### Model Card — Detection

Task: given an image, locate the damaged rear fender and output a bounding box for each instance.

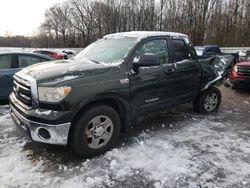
[199,56,231,91]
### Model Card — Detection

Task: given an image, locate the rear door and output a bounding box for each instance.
[168,37,201,101]
[0,54,15,100]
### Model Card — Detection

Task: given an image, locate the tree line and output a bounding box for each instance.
[1,0,250,48]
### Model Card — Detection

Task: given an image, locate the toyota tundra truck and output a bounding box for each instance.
[9,31,228,157]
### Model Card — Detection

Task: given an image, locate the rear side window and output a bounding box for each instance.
[18,55,41,68]
[41,51,49,55]
[214,47,221,54]
[204,48,214,55]
[0,55,12,70]
[172,39,190,61]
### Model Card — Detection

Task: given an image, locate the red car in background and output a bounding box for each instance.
[229,55,250,89]
[33,50,68,60]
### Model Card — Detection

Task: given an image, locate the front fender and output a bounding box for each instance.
[73,94,132,130]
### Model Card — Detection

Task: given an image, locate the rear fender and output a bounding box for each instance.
[199,56,231,91]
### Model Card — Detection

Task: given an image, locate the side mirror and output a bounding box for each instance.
[133,54,160,68]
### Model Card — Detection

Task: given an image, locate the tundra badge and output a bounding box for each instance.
[145,98,159,103]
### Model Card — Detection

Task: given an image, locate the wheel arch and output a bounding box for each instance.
[69,96,130,142]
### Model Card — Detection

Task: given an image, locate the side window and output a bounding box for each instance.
[18,55,41,68]
[214,47,221,54]
[0,55,12,70]
[135,39,168,64]
[41,51,48,55]
[204,48,214,55]
[49,52,56,57]
[172,39,190,61]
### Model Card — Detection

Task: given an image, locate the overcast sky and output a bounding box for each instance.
[0,0,66,36]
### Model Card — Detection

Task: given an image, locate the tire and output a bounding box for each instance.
[71,105,121,157]
[193,87,221,113]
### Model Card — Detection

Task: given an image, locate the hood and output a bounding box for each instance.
[236,61,250,66]
[19,59,111,84]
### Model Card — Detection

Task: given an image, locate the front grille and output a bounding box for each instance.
[238,66,250,76]
[13,75,32,109]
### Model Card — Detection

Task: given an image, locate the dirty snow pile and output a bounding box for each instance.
[0,104,250,188]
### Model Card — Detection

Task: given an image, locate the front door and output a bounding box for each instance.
[129,38,181,118]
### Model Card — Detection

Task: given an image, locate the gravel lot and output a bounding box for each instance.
[0,86,250,188]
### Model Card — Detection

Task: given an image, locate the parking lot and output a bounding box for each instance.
[0,86,250,188]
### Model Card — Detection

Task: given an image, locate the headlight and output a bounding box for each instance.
[233,65,238,73]
[38,86,71,103]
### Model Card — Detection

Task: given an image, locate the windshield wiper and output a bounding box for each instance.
[88,58,100,64]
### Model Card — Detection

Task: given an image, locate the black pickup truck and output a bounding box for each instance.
[9,31,228,157]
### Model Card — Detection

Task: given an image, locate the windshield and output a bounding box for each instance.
[74,38,137,64]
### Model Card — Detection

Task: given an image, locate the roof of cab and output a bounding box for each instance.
[103,31,188,40]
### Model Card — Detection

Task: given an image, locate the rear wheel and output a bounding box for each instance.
[71,105,121,157]
[193,87,221,113]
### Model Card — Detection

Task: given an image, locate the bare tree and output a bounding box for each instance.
[34,0,250,48]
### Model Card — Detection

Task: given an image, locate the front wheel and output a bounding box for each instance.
[71,105,121,157]
[193,87,222,113]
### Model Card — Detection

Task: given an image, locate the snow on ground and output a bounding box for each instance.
[0,100,250,187]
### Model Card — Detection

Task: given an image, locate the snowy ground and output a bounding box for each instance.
[0,86,250,188]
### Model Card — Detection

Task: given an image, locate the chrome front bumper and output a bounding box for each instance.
[10,104,71,145]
